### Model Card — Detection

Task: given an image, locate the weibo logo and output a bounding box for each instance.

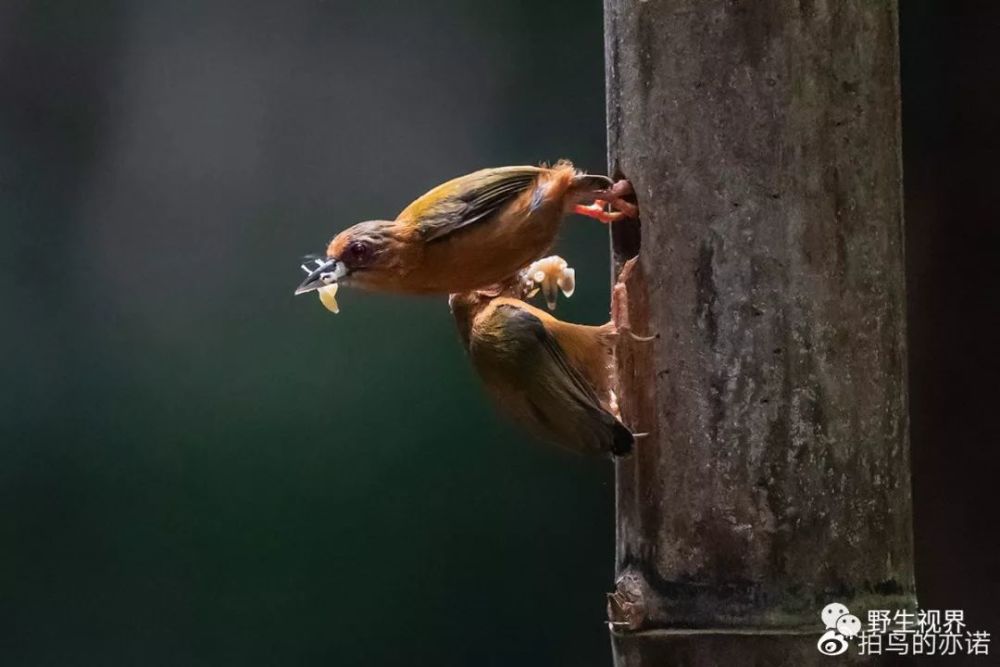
[817,602,862,656]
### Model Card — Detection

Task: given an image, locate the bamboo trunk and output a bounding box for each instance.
[604,2,916,664]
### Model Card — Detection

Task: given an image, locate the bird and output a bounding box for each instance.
[449,276,651,458]
[294,161,637,298]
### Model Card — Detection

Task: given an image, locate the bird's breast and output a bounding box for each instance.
[419,208,562,292]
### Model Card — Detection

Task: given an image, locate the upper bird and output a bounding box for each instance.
[294,161,636,297]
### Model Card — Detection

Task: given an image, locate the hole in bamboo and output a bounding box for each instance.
[610,167,641,265]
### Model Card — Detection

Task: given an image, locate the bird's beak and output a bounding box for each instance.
[294,258,347,295]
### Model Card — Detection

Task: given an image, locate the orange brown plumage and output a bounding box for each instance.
[449,284,632,457]
[296,161,636,298]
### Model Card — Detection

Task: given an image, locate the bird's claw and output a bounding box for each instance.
[611,179,634,198]
[618,325,657,342]
[574,201,625,224]
[627,330,657,342]
[574,177,640,223]
[608,197,638,219]
[608,179,639,218]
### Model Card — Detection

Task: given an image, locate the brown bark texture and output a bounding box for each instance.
[605,1,915,663]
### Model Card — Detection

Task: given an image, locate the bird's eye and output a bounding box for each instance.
[347,240,372,265]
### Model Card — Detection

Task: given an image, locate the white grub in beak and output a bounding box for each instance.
[318,283,340,314]
[525,256,576,310]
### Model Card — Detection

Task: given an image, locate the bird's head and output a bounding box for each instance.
[447,289,490,321]
[447,276,523,314]
[294,220,404,295]
[448,290,490,349]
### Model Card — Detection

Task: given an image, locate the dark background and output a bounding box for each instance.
[0,1,995,665]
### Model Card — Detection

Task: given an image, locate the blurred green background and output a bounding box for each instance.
[1,1,615,665]
[2,1,997,665]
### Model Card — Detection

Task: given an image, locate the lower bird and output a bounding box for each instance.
[295,161,636,299]
[449,272,651,458]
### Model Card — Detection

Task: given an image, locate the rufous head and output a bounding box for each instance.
[295,220,405,295]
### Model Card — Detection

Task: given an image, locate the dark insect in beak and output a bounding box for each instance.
[294,257,346,295]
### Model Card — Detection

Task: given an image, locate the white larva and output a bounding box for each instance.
[318,284,340,314]
[524,256,575,310]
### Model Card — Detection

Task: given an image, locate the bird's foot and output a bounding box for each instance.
[574,179,639,223]
[574,199,623,224]
[618,325,657,342]
[607,179,639,218]
[610,179,634,198]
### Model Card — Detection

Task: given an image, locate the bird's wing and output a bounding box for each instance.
[472,302,631,455]
[491,304,605,415]
[397,167,543,242]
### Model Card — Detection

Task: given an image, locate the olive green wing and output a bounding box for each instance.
[514,308,604,407]
[475,304,631,455]
[398,167,543,242]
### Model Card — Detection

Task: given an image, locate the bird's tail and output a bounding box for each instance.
[610,420,634,456]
